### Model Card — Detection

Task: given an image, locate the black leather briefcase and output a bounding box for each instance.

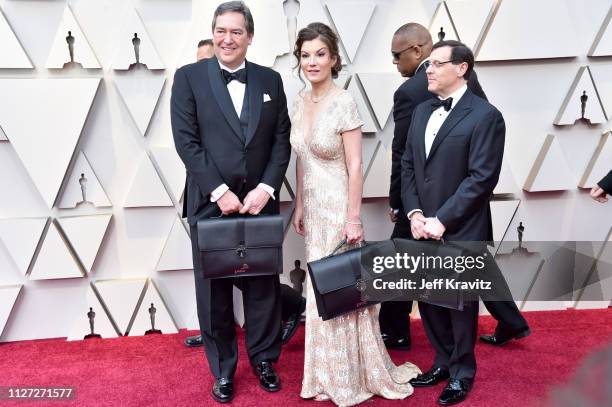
[196,215,284,279]
[307,239,398,321]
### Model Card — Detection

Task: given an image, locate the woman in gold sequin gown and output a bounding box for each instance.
[290,23,420,406]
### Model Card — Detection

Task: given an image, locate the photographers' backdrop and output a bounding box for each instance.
[0,0,610,342]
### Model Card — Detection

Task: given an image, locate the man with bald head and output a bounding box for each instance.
[381,22,529,350]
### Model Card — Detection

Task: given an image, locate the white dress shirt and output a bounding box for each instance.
[424,84,467,157]
[407,84,468,221]
[220,60,246,118]
[210,60,275,202]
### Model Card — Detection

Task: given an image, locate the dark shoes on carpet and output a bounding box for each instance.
[253,361,281,392]
[410,368,471,405]
[212,377,233,403]
[281,297,306,344]
[211,361,280,403]
[479,325,531,346]
[437,378,471,405]
[184,334,203,347]
[381,333,411,350]
[409,366,450,387]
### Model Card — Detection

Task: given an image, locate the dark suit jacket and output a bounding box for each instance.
[389,64,486,213]
[400,88,505,241]
[598,170,612,194]
[171,58,291,225]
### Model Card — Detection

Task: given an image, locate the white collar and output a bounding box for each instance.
[218,59,246,73]
[417,58,429,72]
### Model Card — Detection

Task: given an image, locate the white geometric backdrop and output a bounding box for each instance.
[0,0,611,342]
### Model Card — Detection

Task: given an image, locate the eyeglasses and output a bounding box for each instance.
[428,60,459,69]
[391,43,425,61]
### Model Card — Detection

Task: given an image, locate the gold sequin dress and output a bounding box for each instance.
[290,89,420,406]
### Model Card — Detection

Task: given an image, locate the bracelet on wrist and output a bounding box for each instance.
[345,220,362,225]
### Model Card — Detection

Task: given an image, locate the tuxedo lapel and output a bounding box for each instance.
[245,60,262,146]
[416,103,432,162]
[207,58,243,141]
[426,91,473,163]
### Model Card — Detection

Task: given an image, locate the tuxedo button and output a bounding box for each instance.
[425,178,430,183]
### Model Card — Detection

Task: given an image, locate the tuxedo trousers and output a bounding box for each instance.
[418,301,479,382]
[190,224,282,379]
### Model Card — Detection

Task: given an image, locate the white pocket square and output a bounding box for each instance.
[263,93,271,103]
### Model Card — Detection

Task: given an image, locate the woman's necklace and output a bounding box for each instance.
[310,83,335,103]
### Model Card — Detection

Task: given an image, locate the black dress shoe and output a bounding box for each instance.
[212,377,233,403]
[184,334,203,347]
[381,333,411,350]
[479,326,531,346]
[409,366,450,387]
[438,379,470,405]
[281,297,306,345]
[253,361,281,392]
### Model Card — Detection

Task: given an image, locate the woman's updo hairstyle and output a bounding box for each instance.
[293,22,342,80]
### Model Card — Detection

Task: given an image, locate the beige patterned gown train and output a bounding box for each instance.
[290,89,420,406]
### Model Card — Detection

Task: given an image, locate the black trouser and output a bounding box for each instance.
[232,280,302,322]
[379,215,413,338]
[191,225,282,379]
[479,252,528,331]
[419,301,479,382]
[280,283,304,321]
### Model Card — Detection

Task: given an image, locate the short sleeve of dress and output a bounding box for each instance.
[336,92,364,134]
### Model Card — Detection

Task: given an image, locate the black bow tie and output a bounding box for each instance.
[432,97,453,112]
[221,68,247,84]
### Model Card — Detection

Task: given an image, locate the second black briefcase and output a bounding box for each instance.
[307,239,398,321]
[196,215,284,279]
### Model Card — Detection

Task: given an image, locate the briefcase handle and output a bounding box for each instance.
[212,212,264,219]
[326,239,367,258]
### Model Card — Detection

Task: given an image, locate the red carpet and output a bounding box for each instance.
[0,309,611,407]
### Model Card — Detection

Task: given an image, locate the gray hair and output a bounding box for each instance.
[212,1,254,35]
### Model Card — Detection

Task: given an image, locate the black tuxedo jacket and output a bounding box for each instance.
[400,88,505,241]
[390,64,486,213]
[171,58,291,225]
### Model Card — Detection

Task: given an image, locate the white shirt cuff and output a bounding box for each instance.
[258,183,275,200]
[406,209,423,220]
[210,184,229,202]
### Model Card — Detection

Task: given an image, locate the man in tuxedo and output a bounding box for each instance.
[401,40,504,404]
[171,1,290,403]
[383,23,529,351]
[183,38,305,350]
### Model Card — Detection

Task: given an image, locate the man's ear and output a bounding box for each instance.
[415,46,424,61]
[456,62,468,78]
[248,33,254,46]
